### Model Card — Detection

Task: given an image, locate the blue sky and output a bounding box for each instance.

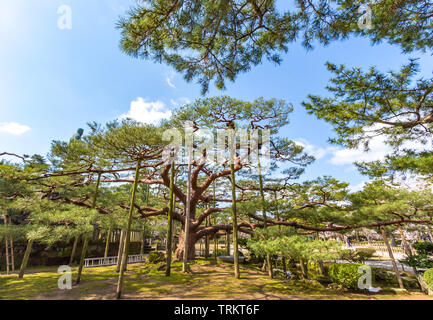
[1,0,432,191]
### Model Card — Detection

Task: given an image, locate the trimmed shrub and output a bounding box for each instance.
[355,248,376,259]
[374,268,418,288]
[413,241,433,254]
[147,251,165,263]
[424,268,433,291]
[341,248,375,263]
[328,263,369,290]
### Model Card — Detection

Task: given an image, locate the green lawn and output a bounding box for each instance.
[0,260,431,300]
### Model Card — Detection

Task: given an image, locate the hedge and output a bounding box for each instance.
[424,268,433,291]
[328,263,373,290]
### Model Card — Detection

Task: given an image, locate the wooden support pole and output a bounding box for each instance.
[104,228,111,262]
[19,239,34,278]
[230,162,240,279]
[116,229,126,272]
[4,215,10,275]
[8,216,14,271]
[69,236,79,265]
[116,160,141,299]
[165,162,175,276]
[182,144,192,273]
[75,172,101,285]
[381,227,404,289]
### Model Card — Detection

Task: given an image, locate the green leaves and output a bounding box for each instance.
[348,181,433,226]
[118,1,433,93]
[248,234,342,261]
[118,0,297,93]
[303,59,433,150]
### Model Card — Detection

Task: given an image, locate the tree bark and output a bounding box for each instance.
[176,227,197,260]
[381,227,404,289]
[225,232,230,255]
[18,239,33,278]
[205,215,210,258]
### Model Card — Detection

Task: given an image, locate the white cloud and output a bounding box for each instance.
[294,136,394,166]
[329,136,390,165]
[348,181,367,193]
[170,97,191,107]
[391,173,433,192]
[119,98,172,125]
[166,72,176,89]
[329,132,432,166]
[294,138,335,160]
[0,122,31,135]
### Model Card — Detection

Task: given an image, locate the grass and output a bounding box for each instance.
[0,259,431,300]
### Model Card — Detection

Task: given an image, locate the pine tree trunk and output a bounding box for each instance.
[205,215,210,258]
[18,239,34,278]
[75,172,101,285]
[165,162,175,277]
[116,160,141,299]
[225,232,230,255]
[175,228,197,260]
[69,236,78,265]
[381,227,404,289]
[230,163,240,279]
[214,234,218,260]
